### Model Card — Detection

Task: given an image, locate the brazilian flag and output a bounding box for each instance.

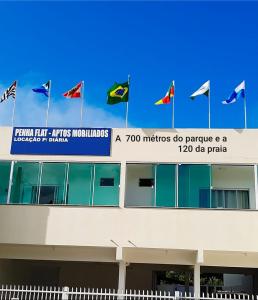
[107,81,129,105]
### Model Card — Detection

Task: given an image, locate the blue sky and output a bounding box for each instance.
[0,1,257,128]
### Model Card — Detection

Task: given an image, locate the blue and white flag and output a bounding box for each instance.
[222,81,245,104]
[32,81,50,97]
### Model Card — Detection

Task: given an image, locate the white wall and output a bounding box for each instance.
[1,206,258,258]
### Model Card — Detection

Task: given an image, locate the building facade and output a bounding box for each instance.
[1,127,258,294]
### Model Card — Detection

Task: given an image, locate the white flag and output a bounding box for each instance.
[190,80,210,100]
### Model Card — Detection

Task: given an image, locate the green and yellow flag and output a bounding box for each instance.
[107,81,129,105]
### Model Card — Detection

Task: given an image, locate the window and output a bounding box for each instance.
[9,162,67,205]
[139,178,154,187]
[125,164,176,207]
[178,164,211,208]
[10,162,40,204]
[155,164,176,207]
[100,178,114,187]
[7,162,121,206]
[125,164,155,206]
[212,165,253,209]
[199,189,211,208]
[39,163,67,205]
[93,164,120,206]
[212,189,249,209]
[0,161,11,204]
[67,163,93,206]
[67,163,120,206]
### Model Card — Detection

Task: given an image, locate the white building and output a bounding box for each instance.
[0,127,258,294]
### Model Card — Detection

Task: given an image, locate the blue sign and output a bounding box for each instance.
[11,127,112,156]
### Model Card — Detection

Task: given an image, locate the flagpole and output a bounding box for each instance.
[11,81,17,127]
[172,80,175,129]
[208,81,211,129]
[244,81,247,129]
[80,81,84,128]
[125,75,130,128]
[45,80,51,127]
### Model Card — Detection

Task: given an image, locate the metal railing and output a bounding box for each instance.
[0,285,258,300]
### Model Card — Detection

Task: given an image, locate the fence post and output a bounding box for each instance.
[62,286,69,300]
[175,291,180,299]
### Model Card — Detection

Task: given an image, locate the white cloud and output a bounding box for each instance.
[0,84,131,128]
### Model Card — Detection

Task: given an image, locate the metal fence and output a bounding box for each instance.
[0,286,258,300]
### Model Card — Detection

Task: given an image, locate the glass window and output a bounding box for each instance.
[211,189,224,208]
[212,165,253,209]
[10,162,40,204]
[67,163,93,205]
[93,164,120,206]
[225,190,236,208]
[0,161,11,204]
[237,190,249,209]
[126,164,176,207]
[178,164,211,208]
[39,163,67,205]
[125,164,155,207]
[212,189,249,209]
[155,164,176,207]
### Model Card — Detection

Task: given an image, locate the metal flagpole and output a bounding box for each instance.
[45,80,51,127]
[125,75,130,128]
[125,99,129,128]
[208,80,211,129]
[172,80,175,129]
[244,81,247,129]
[80,81,84,128]
[11,81,17,127]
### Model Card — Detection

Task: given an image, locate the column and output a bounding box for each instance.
[119,161,126,208]
[194,249,203,296]
[116,247,127,292]
[118,261,127,292]
[194,264,201,296]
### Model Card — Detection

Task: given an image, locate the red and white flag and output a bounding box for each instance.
[63,81,83,98]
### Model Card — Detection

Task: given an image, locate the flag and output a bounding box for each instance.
[190,80,210,100]
[63,81,83,98]
[32,81,50,97]
[107,81,129,105]
[222,81,245,104]
[155,81,175,105]
[0,81,17,103]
